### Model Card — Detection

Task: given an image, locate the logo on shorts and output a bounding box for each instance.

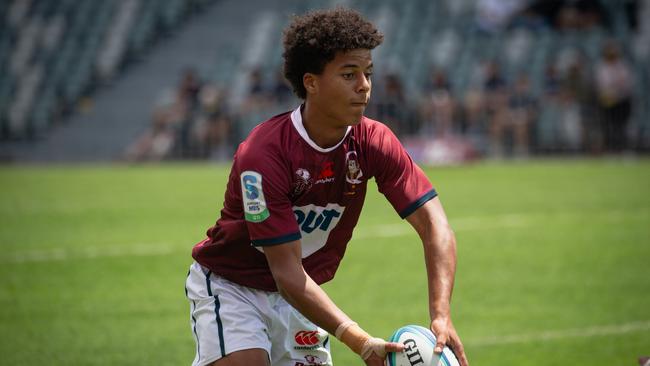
[241,171,269,222]
[295,330,320,346]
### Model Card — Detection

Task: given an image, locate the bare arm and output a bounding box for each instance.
[263,240,404,365]
[263,240,349,334]
[406,197,469,366]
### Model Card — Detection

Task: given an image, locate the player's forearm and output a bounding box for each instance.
[424,226,457,320]
[273,265,351,335]
[407,199,457,319]
[264,241,351,334]
[274,268,396,360]
[264,241,399,360]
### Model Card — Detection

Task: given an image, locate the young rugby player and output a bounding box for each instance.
[185,7,468,366]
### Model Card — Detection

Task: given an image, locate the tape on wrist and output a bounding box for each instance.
[360,337,388,360]
[334,321,357,340]
[335,322,370,355]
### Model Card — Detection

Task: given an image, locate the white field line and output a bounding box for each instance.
[355,214,534,239]
[354,208,648,240]
[466,320,650,347]
[2,210,644,263]
[4,243,176,263]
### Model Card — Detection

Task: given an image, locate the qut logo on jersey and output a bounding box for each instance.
[294,209,340,233]
[292,203,345,258]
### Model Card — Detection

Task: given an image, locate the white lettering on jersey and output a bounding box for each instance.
[293,203,345,257]
[253,203,345,257]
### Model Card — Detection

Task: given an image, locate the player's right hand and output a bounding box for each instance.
[361,338,404,366]
[335,321,404,365]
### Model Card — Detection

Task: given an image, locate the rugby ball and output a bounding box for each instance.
[387,325,460,366]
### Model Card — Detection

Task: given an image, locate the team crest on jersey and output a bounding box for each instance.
[345,151,363,184]
[240,171,269,222]
[293,168,313,195]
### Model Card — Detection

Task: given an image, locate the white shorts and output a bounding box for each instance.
[185,261,333,366]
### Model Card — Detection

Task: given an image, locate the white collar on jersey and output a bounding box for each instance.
[291,106,352,153]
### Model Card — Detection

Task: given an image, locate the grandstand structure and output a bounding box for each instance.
[1,0,213,137]
[0,0,648,161]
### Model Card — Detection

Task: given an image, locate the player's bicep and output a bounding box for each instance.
[405,197,452,239]
[371,125,435,216]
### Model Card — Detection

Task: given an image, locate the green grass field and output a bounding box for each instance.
[1,159,649,365]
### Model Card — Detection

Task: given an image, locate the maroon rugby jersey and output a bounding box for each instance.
[192,106,436,291]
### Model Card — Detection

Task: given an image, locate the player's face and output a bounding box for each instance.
[307,49,373,127]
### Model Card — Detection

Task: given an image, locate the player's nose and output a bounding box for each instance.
[356,73,371,94]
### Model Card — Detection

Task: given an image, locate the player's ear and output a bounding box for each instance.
[303,73,318,95]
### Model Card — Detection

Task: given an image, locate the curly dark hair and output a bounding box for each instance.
[282,7,384,99]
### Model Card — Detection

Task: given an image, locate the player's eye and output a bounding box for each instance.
[364,72,373,80]
[342,73,354,80]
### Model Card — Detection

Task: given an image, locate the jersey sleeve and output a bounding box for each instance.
[235,144,301,246]
[370,124,437,219]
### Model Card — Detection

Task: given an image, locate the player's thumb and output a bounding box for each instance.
[434,335,447,354]
[384,341,405,353]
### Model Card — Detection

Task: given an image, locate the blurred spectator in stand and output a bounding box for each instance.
[556,82,584,152]
[538,56,594,153]
[124,87,191,161]
[544,62,562,95]
[419,68,455,138]
[242,67,272,110]
[176,68,203,157]
[563,53,597,152]
[527,0,607,30]
[505,74,537,156]
[238,68,273,138]
[249,68,265,95]
[535,62,564,151]
[595,40,634,152]
[556,5,582,31]
[483,61,511,156]
[179,67,202,109]
[369,73,406,136]
[125,68,202,161]
[509,7,547,31]
[190,83,232,160]
[271,68,294,108]
[475,0,529,33]
[460,85,488,153]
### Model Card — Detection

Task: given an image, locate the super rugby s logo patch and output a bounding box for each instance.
[241,171,269,223]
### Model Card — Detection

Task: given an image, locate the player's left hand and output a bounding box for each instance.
[430,316,469,366]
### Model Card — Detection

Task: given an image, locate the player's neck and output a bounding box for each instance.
[301,103,349,149]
